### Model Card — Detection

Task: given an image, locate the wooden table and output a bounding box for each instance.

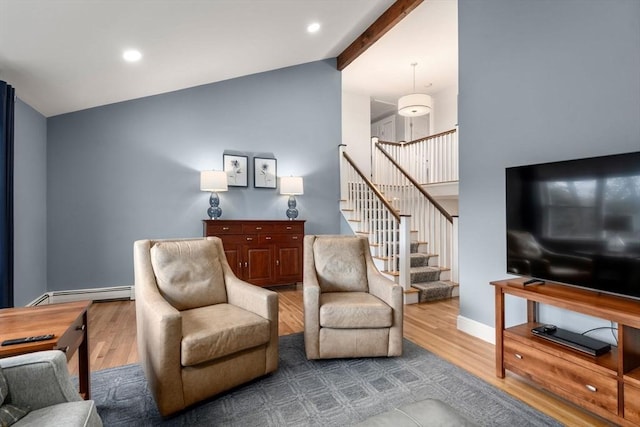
[0,300,92,399]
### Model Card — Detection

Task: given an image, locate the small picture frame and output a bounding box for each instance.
[254,157,277,189]
[223,154,248,187]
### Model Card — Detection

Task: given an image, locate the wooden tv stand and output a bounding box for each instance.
[492,278,640,426]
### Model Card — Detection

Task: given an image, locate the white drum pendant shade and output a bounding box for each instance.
[398,93,432,117]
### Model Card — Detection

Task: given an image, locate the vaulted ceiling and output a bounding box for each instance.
[0,0,456,118]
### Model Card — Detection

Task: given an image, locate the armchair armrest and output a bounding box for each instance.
[225,275,278,322]
[303,236,321,359]
[367,264,403,309]
[225,274,279,372]
[133,239,184,416]
[0,350,80,411]
[364,248,403,357]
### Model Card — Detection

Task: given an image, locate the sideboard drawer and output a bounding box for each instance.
[504,339,618,415]
[273,222,304,233]
[242,223,275,233]
[264,233,303,244]
[204,222,243,235]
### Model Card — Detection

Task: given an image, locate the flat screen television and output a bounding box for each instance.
[506,151,640,300]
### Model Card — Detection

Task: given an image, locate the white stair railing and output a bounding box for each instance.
[371,142,455,273]
[339,145,411,291]
[373,128,458,185]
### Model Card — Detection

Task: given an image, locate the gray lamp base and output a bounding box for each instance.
[286,195,298,220]
[208,192,222,220]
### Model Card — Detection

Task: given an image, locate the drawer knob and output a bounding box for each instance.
[256,227,262,230]
[292,236,298,240]
[222,227,230,231]
[585,384,597,392]
[514,353,523,360]
[244,262,248,268]
[276,260,280,266]
[286,226,292,230]
[76,324,86,331]
[265,236,272,240]
[246,237,253,241]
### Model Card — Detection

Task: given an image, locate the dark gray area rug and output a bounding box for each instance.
[91,333,560,426]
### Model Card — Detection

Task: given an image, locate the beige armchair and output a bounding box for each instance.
[303,235,403,359]
[133,237,278,416]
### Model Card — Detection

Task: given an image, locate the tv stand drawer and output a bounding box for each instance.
[625,383,640,423]
[504,339,618,415]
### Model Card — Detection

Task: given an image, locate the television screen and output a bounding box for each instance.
[506,151,640,299]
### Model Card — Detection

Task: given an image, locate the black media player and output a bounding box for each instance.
[531,325,611,356]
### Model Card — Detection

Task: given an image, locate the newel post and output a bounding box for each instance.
[399,215,411,291]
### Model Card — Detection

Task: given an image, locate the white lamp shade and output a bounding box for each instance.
[280,176,304,195]
[398,93,432,117]
[200,170,228,192]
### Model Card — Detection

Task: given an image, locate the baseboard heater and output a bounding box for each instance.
[27,285,135,307]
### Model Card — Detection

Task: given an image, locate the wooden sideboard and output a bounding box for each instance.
[492,278,640,426]
[203,219,305,287]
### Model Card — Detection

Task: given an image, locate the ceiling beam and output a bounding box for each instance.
[336,0,424,71]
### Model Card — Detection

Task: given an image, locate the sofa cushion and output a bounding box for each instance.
[181,304,270,367]
[319,292,392,328]
[15,401,101,427]
[0,368,29,427]
[150,240,227,311]
[0,404,29,427]
[0,368,7,404]
[313,237,368,293]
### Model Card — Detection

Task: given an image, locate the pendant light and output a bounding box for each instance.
[398,63,432,117]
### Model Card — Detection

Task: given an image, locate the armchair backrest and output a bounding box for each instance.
[309,235,369,293]
[149,239,228,310]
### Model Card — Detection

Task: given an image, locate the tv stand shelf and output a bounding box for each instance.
[492,278,640,426]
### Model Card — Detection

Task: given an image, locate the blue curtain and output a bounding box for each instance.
[0,81,15,308]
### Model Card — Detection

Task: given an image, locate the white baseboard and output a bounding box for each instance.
[457,315,495,345]
[27,285,135,307]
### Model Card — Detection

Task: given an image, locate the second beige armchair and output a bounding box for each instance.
[133,237,278,416]
[303,235,403,359]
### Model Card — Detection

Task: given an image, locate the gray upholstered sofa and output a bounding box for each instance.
[0,350,102,427]
[303,234,403,359]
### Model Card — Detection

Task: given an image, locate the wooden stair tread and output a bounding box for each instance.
[382,270,400,276]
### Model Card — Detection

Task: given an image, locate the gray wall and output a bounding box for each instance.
[458,0,640,331]
[14,99,47,306]
[47,59,342,291]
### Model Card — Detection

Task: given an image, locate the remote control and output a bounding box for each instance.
[1,334,55,346]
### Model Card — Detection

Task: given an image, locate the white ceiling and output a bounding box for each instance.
[0,0,457,119]
[343,0,458,122]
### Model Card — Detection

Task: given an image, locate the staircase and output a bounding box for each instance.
[408,245,458,303]
[340,129,459,304]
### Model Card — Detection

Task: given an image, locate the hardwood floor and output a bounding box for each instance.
[68,286,611,426]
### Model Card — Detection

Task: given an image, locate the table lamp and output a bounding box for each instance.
[200,170,228,219]
[280,176,303,220]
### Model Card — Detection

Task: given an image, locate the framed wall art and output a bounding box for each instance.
[223,154,248,187]
[254,157,277,189]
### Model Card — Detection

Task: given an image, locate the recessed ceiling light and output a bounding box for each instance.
[307,22,321,33]
[123,49,142,62]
